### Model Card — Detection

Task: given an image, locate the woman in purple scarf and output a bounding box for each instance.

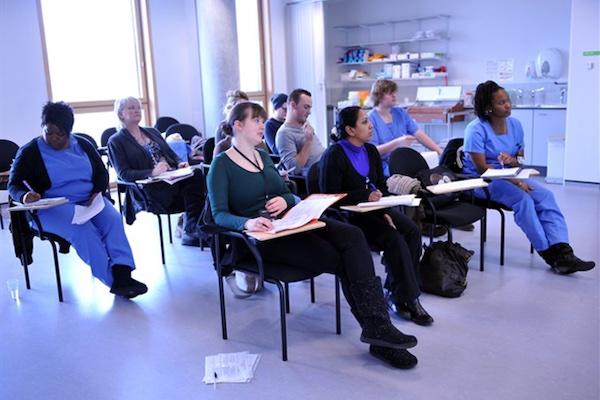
[319,106,433,326]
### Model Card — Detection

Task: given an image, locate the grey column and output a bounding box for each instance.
[196,0,240,138]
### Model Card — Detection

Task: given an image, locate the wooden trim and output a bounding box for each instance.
[36,0,53,100]
[137,0,158,126]
[256,0,269,108]
[261,0,274,105]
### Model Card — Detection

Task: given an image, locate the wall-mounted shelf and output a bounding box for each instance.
[340,73,448,83]
[335,36,448,49]
[339,56,445,66]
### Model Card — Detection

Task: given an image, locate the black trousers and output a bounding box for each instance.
[349,207,422,303]
[144,171,205,233]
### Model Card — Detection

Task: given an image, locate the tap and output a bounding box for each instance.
[516,89,523,104]
[560,88,567,104]
[531,87,545,105]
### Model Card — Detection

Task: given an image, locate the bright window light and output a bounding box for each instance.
[235,0,263,93]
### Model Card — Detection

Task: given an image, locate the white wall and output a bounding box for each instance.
[0,0,49,145]
[324,0,572,90]
[0,0,203,145]
[269,0,288,93]
[564,0,600,183]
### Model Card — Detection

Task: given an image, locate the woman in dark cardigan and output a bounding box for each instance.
[9,101,147,298]
[108,97,205,246]
[319,106,433,326]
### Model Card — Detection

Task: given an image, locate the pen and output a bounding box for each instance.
[22,180,34,192]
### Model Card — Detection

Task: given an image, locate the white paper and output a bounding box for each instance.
[514,168,541,180]
[481,167,521,179]
[138,167,194,185]
[203,352,261,384]
[266,194,342,234]
[72,194,105,225]
[357,194,416,208]
[26,197,68,207]
[426,178,488,194]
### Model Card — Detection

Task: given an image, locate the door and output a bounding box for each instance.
[532,110,566,166]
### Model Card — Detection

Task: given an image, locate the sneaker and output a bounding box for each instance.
[175,215,184,239]
[225,273,255,299]
[182,232,200,247]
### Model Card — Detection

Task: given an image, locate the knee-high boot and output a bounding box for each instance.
[348,276,417,349]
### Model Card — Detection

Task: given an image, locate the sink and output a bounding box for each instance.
[537,104,565,108]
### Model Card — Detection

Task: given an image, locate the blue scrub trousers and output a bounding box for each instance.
[475,179,569,251]
[37,197,135,287]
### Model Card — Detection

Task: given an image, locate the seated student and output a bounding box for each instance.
[367,79,442,176]
[264,93,287,154]
[319,106,433,326]
[275,88,325,175]
[463,80,595,274]
[108,96,206,246]
[8,101,147,298]
[207,101,419,369]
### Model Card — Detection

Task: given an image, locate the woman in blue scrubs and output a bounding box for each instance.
[463,81,595,274]
[367,79,443,176]
[9,102,147,298]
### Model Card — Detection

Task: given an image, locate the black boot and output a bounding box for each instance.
[394,298,434,326]
[349,277,417,349]
[110,265,148,298]
[540,243,596,275]
[369,345,418,369]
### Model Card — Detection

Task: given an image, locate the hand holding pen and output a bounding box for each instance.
[22,180,41,204]
[497,152,515,168]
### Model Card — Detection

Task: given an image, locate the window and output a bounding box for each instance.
[39,0,155,144]
[234,0,271,109]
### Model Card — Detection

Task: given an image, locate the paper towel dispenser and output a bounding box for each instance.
[535,48,563,79]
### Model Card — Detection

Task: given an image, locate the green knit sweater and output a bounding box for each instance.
[207,151,295,231]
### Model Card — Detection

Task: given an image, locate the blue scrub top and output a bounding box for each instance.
[38,136,94,204]
[462,117,524,176]
[368,107,418,175]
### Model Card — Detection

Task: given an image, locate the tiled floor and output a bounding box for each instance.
[0,179,598,400]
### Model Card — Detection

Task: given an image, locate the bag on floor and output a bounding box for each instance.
[419,241,473,298]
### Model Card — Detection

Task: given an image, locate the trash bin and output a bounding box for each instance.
[546,135,565,184]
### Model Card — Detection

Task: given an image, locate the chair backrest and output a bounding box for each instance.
[73,133,98,149]
[389,147,430,178]
[154,116,179,133]
[306,163,320,194]
[165,123,201,144]
[439,138,465,173]
[203,137,215,164]
[101,127,117,147]
[0,139,19,172]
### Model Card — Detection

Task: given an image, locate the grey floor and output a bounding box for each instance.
[1,178,598,400]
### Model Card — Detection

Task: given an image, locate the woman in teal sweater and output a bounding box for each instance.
[207,102,419,369]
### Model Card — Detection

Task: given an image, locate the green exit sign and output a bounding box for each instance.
[583,50,600,56]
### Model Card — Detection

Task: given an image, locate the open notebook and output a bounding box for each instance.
[263,193,346,234]
[136,166,194,185]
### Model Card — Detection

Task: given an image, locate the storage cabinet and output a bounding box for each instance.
[510,108,566,167]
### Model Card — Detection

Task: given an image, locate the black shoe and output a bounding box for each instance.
[422,223,448,238]
[110,278,148,299]
[360,324,418,349]
[396,299,434,326]
[182,232,200,247]
[542,243,596,275]
[369,345,418,369]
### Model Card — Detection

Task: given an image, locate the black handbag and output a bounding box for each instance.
[419,241,473,298]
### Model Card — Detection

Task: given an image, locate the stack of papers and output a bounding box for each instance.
[9,197,69,211]
[203,351,261,384]
[426,178,488,194]
[266,193,345,234]
[481,167,521,179]
[72,194,105,225]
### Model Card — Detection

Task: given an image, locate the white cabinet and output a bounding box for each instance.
[510,108,566,167]
[532,110,566,166]
[510,109,534,165]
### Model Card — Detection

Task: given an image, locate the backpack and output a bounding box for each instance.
[419,241,473,298]
[416,165,460,208]
[439,139,465,173]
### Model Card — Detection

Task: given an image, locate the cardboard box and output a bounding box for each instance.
[407,101,465,123]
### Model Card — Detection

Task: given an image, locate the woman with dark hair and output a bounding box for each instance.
[8,101,147,298]
[319,106,433,326]
[464,80,594,274]
[108,97,206,246]
[207,102,419,369]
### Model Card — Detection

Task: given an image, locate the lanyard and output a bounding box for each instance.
[232,146,270,200]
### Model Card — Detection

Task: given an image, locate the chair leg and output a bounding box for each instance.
[117,189,123,214]
[157,216,165,265]
[482,210,487,242]
[447,226,453,242]
[499,209,506,266]
[167,214,173,244]
[22,257,31,290]
[530,244,534,254]
[335,276,341,335]
[284,282,290,314]
[310,278,316,303]
[50,241,64,302]
[479,219,485,272]
[215,235,228,340]
[274,280,288,361]
[0,211,4,230]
